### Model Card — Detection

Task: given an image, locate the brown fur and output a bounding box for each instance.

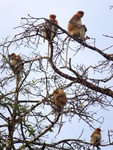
[43,14,58,41]
[52,88,67,109]
[68,11,87,40]
[8,53,23,75]
[91,128,101,148]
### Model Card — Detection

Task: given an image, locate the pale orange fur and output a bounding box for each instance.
[52,88,67,109]
[68,11,88,40]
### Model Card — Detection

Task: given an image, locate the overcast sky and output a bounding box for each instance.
[0,1,113,149]
[0,0,113,42]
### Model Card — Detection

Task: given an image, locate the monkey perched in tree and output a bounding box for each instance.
[43,14,58,42]
[90,128,101,150]
[41,14,58,70]
[52,88,67,110]
[8,53,23,75]
[68,11,88,41]
[65,11,89,67]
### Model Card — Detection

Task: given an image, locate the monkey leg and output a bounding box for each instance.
[79,26,86,40]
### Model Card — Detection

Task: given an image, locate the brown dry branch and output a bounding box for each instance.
[0,16,113,149]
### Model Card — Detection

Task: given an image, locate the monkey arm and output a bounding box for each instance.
[82,24,87,32]
[69,19,82,28]
[56,93,67,105]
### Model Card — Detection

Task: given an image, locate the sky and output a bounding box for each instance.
[0,0,113,149]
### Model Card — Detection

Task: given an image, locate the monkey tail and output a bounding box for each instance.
[46,41,51,70]
[92,145,94,150]
[43,37,45,43]
[66,37,71,67]
[52,112,63,139]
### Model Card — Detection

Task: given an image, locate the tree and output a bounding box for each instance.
[0,14,113,150]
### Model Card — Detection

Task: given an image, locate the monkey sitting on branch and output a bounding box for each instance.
[8,53,23,75]
[90,128,101,150]
[43,14,58,42]
[65,11,89,67]
[52,88,67,111]
[40,14,58,69]
[68,11,89,41]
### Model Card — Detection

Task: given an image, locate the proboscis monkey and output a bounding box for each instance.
[68,11,88,41]
[8,53,23,112]
[43,14,58,69]
[52,88,67,110]
[43,14,58,42]
[8,53,23,75]
[65,11,89,67]
[90,128,101,150]
[52,88,67,138]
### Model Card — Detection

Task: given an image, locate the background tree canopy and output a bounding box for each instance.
[0,1,113,150]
